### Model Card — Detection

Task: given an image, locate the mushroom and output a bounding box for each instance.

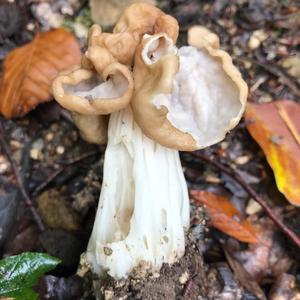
[132,29,247,151]
[82,3,179,66]
[51,5,247,279]
[52,47,134,144]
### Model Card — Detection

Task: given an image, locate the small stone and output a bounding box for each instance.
[277,45,288,56]
[243,60,252,69]
[26,22,35,31]
[34,3,63,29]
[45,132,54,141]
[248,36,260,50]
[151,272,160,278]
[282,56,300,78]
[30,148,40,160]
[233,46,242,56]
[0,155,10,174]
[9,140,22,150]
[50,123,59,132]
[248,30,268,50]
[77,253,91,277]
[246,199,262,215]
[235,155,250,165]
[73,23,88,39]
[104,290,114,300]
[179,271,189,284]
[61,4,73,15]
[32,138,44,150]
[205,173,221,183]
[266,51,276,61]
[258,94,272,103]
[220,141,229,150]
[56,146,65,154]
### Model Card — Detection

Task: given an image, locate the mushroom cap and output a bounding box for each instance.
[83,4,179,66]
[132,34,198,150]
[114,3,179,43]
[132,30,248,151]
[187,25,220,49]
[52,59,134,115]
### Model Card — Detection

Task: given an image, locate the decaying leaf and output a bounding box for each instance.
[269,273,300,300]
[190,190,258,244]
[245,101,300,205]
[224,250,267,300]
[0,29,81,118]
[232,218,293,284]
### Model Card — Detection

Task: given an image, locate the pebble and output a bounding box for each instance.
[9,140,22,150]
[45,132,54,141]
[179,271,189,284]
[32,138,44,150]
[74,23,88,39]
[0,155,10,174]
[56,146,65,154]
[235,155,250,165]
[246,199,262,215]
[205,174,221,183]
[104,290,114,300]
[30,148,40,160]
[248,30,268,50]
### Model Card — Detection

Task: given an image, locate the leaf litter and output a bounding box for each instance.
[0,0,300,299]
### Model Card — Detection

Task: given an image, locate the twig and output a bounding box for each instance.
[189,151,300,249]
[32,150,102,196]
[0,120,45,232]
[244,57,300,97]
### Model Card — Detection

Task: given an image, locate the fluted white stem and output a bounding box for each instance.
[86,106,189,279]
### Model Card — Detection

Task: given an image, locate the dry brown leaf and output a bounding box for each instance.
[0,29,81,118]
[244,100,300,205]
[224,250,267,300]
[190,190,258,244]
[233,218,293,284]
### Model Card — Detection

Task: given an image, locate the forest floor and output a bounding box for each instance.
[0,0,300,299]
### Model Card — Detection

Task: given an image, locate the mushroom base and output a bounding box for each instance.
[86,107,190,279]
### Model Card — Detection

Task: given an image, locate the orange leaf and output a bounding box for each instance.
[190,190,258,243]
[244,101,300,205]
[0,29,82,118]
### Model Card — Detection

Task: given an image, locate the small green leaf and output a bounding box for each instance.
[0,252,60,300]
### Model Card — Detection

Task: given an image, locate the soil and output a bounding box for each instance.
[89,232,259,300]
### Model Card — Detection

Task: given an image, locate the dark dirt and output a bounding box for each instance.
[91,233,259,300]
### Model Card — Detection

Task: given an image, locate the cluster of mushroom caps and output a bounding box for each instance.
[52,3,247,279]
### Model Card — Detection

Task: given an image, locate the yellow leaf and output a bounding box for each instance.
[245,100,300,205]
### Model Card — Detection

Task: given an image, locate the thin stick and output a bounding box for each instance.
[0,120,45,232]
[189,152,300,249]
[32,150,101,196]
